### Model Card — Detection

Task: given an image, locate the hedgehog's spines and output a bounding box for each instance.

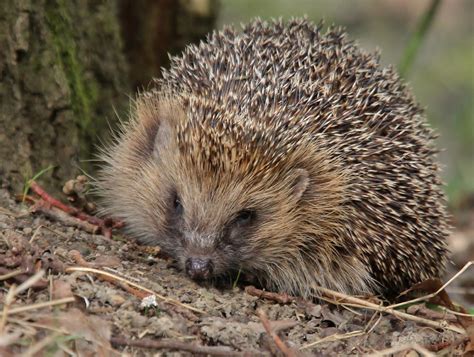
[97,18,449,296]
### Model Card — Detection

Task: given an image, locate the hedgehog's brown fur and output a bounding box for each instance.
[98,18,449,297]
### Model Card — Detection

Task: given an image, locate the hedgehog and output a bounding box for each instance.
[97,18,449,297]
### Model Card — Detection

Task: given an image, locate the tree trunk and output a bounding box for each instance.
[0,0,217,192]
[0,0,129,192]
[119,0,218,90]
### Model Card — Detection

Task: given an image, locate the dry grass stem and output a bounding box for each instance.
[0,297,75,317]
[0,206,19,218]
[29,225,44,243]
[302,330,365,349]
[65,266,204,314]
[0,269,24,281]
[388,261,473,309]
[301,310,383,349]
[315,287,465,334]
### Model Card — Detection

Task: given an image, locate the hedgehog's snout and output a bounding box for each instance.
[185,257,214,280]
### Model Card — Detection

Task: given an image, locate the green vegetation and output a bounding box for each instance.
[22,165,55,201]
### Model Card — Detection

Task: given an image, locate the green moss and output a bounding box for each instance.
[45,0,95,154]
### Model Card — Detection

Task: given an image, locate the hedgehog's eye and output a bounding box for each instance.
[234,209,255,225]
[173,193,183,215]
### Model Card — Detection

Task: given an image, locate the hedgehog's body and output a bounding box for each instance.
[98,19,449,296]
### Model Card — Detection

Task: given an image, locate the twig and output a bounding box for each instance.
[41,225,72,241]
[0,270,46,332]
[0,297,75,317]
[0,268,49,289]
[245,285,295,304]
[31,201,99,234]
[301,330,365,350]
[29,180,123,237]
[425,335,470,352]
[0,269,24,281]
[315,287,465,334]
[65,266,204,314]
[389,261,473,309]
[257,309,296,357]
[110,336,243,356]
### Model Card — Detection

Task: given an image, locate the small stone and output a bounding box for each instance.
[109,294,126,306]
[140,294,158,309]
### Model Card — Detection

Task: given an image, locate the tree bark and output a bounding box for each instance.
[0,0,129,191]
[0,0,217,192]
[119,0,218,90]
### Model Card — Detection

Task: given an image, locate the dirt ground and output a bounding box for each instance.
[0,180,473,356]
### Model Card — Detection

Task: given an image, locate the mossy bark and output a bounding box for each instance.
[0,0,129,192]
[0,0,217,192]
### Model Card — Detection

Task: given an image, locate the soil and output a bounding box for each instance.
[0,182,472,356]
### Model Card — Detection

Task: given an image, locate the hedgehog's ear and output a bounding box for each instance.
[291,168,310,201]
[153,99,182,156]
[154,116,173,155]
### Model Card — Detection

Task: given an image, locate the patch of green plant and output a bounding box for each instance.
[425,302,443,312]
[232,268,242,289]
[22,165,55,202]
[143,306,161,318]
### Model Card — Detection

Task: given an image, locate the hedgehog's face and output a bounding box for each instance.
[156,178,313,283]
[148,136,312,283]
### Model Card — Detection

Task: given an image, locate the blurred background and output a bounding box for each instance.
[218,0,474,208]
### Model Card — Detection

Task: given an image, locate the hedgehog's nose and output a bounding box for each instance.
[185,257,213,280]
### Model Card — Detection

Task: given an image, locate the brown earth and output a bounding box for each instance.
[0,181,472,356]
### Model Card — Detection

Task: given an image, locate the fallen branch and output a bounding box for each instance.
[110,336,243,356]
[245,285,465,335]
[28,180,123,238]
[31,202,99,235]
[245,285,295,304]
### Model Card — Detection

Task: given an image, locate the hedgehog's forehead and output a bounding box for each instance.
[173,108,301,176]
[175,121,274,175]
